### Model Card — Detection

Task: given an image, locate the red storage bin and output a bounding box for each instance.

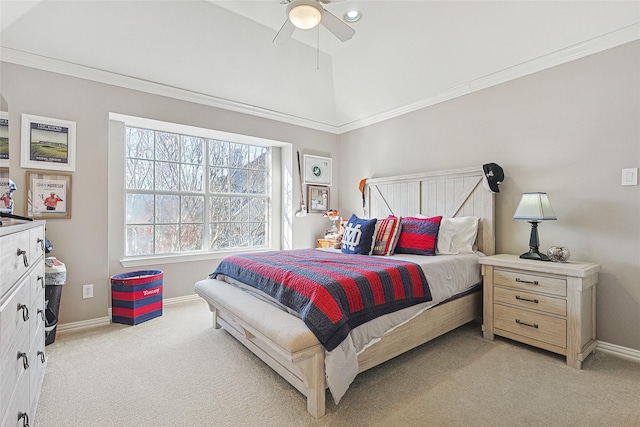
[111,270,163,325]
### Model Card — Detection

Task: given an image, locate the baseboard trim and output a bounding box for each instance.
[56,294,202,334]
[596,341,640,363]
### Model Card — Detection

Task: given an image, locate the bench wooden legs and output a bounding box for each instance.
[295,352,326,418]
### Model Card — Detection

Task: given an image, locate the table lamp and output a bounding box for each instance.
[513,192,556,261]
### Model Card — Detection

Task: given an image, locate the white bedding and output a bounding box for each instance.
[217,249,484,404]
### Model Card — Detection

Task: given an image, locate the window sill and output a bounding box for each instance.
[120,247,273,268]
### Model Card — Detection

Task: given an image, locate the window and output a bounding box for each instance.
[125,126,271,256]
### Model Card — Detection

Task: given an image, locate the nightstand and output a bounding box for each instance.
[479,254,600,369]
[316,238,337,248]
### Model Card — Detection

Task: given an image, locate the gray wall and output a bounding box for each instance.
[338,41,640,351]
[2,40,638,352]
[0,62,339,325]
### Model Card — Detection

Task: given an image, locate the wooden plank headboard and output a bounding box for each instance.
[364,166,495,255]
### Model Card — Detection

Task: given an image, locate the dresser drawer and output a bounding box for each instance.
[494,269,566,297]
[0,277,31,361]
[0,324,30,419]
[494,286,567,317]
[494,304,566,349]
[0,232,30,299]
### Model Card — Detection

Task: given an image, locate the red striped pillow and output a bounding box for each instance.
[372,216,402,256]
[395,216,443,256]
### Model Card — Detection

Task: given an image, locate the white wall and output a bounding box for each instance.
[1,62,340,324]
[338,41,640,351]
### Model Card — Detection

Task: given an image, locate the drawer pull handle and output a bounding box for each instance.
[18,303,30,321]
[38,350,46,363]
[516,319,539,329]
[18,412,30,427]
[515,295,539,304]
[17,248,29,267]
[38,309,45,321]
[515,278,539,285]
[38,275,45,288]
[38,237,46,251]
[18,352,30,370]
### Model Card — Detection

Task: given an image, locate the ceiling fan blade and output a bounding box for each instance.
[320,9,355,42]
[273,19,296,44]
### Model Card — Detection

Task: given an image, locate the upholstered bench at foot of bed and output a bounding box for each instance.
[194,279,326,418]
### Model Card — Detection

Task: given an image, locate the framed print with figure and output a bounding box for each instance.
[26,170,72,219]
[21,114,76,172]
[307,185,329,213]
[303,155,332,186]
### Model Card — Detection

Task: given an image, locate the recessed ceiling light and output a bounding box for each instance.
[343,10,362,23]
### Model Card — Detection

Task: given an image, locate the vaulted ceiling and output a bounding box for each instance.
[1,1,639,133]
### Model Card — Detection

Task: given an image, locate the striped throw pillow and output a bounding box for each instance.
[372,216,402,256]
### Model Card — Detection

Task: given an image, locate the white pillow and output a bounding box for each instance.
[436,216,479,254]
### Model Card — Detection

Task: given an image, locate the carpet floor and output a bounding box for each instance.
[35,299,640,426]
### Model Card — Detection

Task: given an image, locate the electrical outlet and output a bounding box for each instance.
[82,284,94,299]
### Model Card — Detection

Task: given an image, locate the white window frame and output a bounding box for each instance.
[109,113,292,268]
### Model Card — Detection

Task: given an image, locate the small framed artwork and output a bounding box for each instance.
[21,113,76,172]
[26,170,72,219]
[0,111,8,167]
[307,185,329,213]
[303,154,332,186]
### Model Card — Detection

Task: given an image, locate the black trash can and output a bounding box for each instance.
[44,257,66,345]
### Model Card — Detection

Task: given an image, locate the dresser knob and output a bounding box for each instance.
[18,352,30,370]
[17,248,29,267]
[18,412,30,427]
[515,319,539,329]
[18,303,29,321]
[515,278,538,285]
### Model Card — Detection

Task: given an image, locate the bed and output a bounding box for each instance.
[194,166,495,418]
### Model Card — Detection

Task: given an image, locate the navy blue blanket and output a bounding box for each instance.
[210,249,432,351]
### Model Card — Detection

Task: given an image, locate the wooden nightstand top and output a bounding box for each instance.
[479,254,601,278]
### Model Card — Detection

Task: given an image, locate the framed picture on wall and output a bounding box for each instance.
[307,185,329,213]
[303,154,332,186]
[21,113,76,172]
[0,111,8,167]
[26,170,72,219]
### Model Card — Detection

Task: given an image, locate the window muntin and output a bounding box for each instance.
[125,126,270,257]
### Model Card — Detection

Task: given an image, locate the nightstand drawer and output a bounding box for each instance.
[494,286,567,317]
[494,304,566,349]
[494,269,566,297]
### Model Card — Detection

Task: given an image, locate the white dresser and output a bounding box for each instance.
[1,220,47,427]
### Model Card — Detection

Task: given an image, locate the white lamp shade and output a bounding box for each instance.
[288,1,323,30]
[513,192,557,221]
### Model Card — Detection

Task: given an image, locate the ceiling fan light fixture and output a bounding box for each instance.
[287,0,323,30]
[343,10,362,23]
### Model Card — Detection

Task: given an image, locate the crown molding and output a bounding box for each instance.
[336,23,640,134]
[0,46,340,134]
[2,22,638,135]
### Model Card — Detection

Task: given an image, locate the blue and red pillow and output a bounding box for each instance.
[394,216,442,256]
[372,216,402,256]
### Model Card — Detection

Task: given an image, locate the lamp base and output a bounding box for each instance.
[519,249,551,261]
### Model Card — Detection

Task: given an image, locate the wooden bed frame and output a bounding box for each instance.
[195,166,495,418]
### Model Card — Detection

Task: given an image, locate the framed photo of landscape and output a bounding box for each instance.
[21,114,76,172]
[26,170,72,219]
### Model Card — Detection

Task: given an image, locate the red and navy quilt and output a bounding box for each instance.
[209,249,432,351]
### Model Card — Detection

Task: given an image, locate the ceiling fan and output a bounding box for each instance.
[273,0,356,44]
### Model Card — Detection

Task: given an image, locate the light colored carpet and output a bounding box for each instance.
[35,299,640,426]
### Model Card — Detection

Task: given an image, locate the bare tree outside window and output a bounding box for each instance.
[125,126,270,257]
